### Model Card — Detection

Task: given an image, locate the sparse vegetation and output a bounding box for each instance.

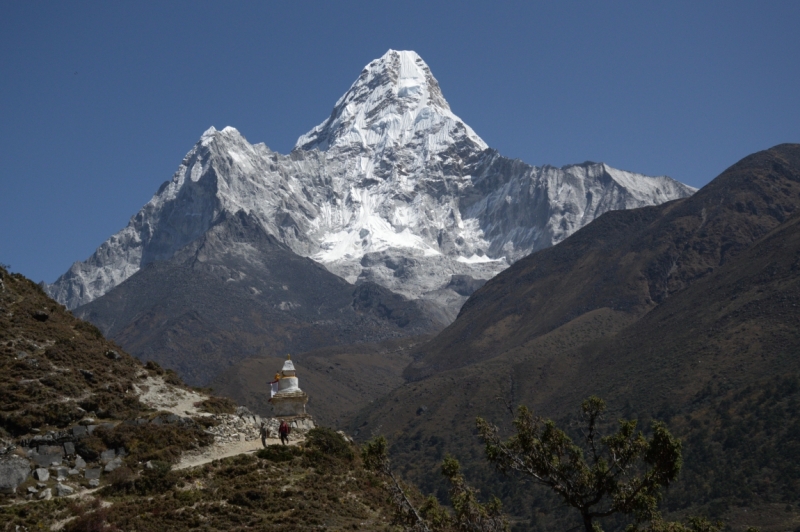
[363,435,509,531]
[0,265,149,436]
[195,395,237,415]
[1,437,397,531]
[94,420,214,465]
[305,427,355,461]
[256,443,302,462]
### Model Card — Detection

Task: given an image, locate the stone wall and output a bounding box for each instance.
[203,413,316,444]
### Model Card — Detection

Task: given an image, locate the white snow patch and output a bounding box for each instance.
[457,254,506,264]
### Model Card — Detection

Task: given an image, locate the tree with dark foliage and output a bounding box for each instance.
[476,396,682,532]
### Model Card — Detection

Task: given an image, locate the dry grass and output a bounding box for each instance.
[0,267,150,437]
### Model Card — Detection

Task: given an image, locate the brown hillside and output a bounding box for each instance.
[407,144,800,378]
[0,267,405,530]
[0,266,149,436]
[210,335,431,427]
[2,431,401,531]
[348,145,800,531]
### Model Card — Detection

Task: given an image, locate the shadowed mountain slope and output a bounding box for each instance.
[75,211,446,385]
[407,144,800,378]
[347,144,800,531]
[210,336,432,428]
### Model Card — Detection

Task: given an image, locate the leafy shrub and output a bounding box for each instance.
[306,427,354,460]
[304,427,355,470]
[256,444,301,462]
[144,361,164,375]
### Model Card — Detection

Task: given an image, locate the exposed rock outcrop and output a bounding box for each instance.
[0,455,30,493]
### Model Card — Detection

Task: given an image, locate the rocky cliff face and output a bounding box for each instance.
[48,50,695,318]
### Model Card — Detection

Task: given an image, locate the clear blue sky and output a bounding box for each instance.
[2,1,798,283]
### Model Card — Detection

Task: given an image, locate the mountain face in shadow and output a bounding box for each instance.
[348,144,800,531]
[406,144,800,379]
[209,336,434,428]
[75,211,446,385]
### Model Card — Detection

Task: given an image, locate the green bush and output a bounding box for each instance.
[304,427,355,469]
[256,444,300,462]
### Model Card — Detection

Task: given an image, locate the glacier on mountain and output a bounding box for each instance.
[47,50,696,319]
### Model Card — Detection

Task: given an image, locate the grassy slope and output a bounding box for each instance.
[0,266,149,436]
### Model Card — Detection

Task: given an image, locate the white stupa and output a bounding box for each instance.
[270,355,309,417]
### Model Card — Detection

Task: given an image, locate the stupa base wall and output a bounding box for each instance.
[271,393,308,417]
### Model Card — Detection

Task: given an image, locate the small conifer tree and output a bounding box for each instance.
[476,396,683,532]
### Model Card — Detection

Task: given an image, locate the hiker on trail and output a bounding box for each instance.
[279,420,291,446]
[260,421,268,448]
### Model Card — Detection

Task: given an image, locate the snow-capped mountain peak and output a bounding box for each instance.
[295,49,486,154]
[48,50,696,321]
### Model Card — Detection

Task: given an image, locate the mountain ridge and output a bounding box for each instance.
[47,50,695,320]
[73,210,445,385]
[343,143,800,531]
[406,143,800,377]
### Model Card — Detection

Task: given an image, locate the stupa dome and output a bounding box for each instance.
[271,355,308,417]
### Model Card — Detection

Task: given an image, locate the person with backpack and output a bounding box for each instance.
[279,420,291,445]
[260,421,269,448]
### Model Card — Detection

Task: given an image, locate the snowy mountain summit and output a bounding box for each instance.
[297,50,486,154]
[47,50,696,320]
